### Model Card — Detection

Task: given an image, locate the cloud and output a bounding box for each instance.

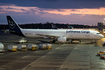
[0,5,105,16]
[0,5,39,14]
[43,7,105,16]
[0,12,7,14]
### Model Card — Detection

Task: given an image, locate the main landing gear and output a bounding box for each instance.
[50,39,56,43]
[91,40,97,44]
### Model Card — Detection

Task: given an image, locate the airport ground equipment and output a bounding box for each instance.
[0,42,4,52]
[97,51,105,56]
[17,45,27,51]
[97,38,105,47]
[28,44,38,50]
[18,38,27,43]
[38,44,47,50]
[46,44,52,49]
[8,45,17,52]
[100,55,105,59]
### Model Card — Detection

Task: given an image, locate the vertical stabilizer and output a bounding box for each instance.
[6,16,24,36]
[51,23,58,29]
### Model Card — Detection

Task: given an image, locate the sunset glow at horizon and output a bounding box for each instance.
[0,5,105,16]
[0,0,105,25]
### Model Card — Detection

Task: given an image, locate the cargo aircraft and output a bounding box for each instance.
[6,16,104,43]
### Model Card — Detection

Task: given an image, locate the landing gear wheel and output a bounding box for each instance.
[50,40,56,43]
[71,41,72,44]
[79,40,81,44]
[71,39,74,44]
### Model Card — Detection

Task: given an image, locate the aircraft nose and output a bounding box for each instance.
[100,34,104,38]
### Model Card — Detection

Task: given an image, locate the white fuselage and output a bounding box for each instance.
[21,29,104,40]
[6,16,104,42]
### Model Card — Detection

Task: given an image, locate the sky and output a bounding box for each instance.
[0,0,105,25]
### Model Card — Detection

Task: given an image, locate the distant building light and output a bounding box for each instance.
[103,29,105,33]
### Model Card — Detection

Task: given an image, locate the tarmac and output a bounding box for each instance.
[0,31,105,70]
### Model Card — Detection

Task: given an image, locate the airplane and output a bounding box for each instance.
[51,23,73,29]
[6,16,104,43]
[67,25,74,29]
[51,23,74,29]
[51,23,58,29]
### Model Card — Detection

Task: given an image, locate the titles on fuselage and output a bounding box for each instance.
[66,30,90,34]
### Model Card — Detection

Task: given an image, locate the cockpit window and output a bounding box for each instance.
[96,33,100,34]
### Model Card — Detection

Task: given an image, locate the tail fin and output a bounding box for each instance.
[51,23,58,29]
[67,24,74,29]
[6,16,24,36]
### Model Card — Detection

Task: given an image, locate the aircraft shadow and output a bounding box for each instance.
[38,40,50,43]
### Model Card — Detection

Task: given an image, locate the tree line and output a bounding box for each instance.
[0,22,97,29]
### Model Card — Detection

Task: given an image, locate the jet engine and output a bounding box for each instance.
[57,37,67,42]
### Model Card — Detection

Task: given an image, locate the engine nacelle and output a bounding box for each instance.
[57,37,67,42]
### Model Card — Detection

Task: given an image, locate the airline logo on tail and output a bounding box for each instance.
[8,20,16,29]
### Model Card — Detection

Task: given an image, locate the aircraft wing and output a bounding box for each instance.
[36,34,60,38]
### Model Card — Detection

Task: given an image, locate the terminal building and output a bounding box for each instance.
[98,22,105,34]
